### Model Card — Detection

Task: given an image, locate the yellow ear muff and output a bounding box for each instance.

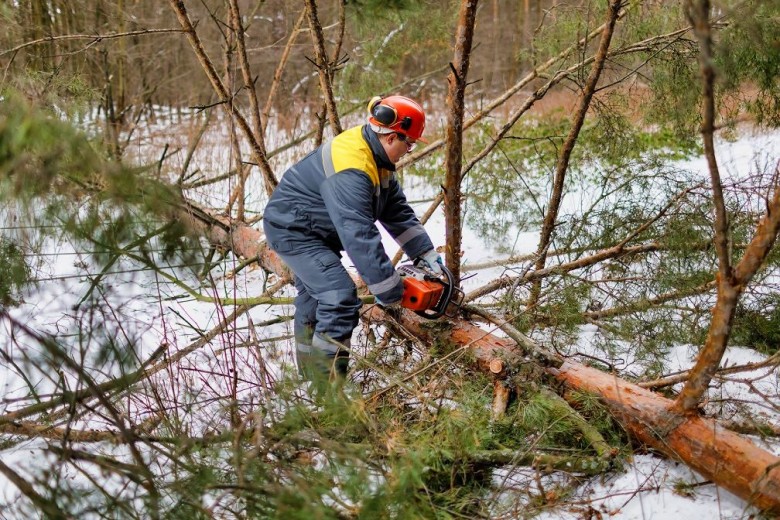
[367,96,383,115]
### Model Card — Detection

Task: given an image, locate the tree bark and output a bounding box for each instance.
[443,0,479,285]
[226,0,270,219]
[673,0,780,413]
[553,361,780,514]
[303,0,342,135]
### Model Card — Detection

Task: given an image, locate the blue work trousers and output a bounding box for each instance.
[263,223,362,375]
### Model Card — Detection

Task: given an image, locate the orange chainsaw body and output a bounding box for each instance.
[400,272,445,312]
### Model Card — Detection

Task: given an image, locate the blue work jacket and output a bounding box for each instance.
[264,125,434,304]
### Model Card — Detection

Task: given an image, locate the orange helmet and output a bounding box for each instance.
[367,95,428,143]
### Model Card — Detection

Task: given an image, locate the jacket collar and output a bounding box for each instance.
[362,125,396,172]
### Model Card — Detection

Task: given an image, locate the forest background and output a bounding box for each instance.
[1,0,780,518]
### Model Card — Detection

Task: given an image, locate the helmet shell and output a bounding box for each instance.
[367,95,428,143]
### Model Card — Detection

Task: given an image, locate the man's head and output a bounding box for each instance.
[367,95,427,163]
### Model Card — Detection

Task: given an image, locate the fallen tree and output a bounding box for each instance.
[377,305,780,514]
[192,210,780,514]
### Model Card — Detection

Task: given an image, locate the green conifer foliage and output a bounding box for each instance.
[0,237,30,306]
[1,2,779,517]
[0,91,192,267]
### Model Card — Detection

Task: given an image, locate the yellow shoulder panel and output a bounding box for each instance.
[329,126,380,186]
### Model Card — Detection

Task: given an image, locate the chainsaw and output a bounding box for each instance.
[397,261,464,319]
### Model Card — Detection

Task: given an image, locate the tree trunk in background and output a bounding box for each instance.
[303,0,342,136]
[444,0,479,285]
[24,0,52,70]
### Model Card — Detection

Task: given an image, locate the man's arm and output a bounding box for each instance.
[379,177,435,260]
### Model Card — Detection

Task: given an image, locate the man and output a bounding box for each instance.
[263,95,442,381]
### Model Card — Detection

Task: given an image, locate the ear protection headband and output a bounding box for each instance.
[369,97,413,131]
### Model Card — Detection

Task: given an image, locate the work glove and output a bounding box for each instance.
[418,250,443,276]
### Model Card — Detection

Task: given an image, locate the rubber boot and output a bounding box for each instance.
[296,333,350,397]
[295,323,318,379]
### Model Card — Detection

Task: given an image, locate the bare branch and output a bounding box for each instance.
[0,28,185,57]
[528,0,624,309]
[640,351,780,390]
[466,184,693,302]
[167,0,278,196]
[465,242,663,302]
[226,0,270,219]
[303,0,342,135]
[263,10,307,132]
[688,0,732,277]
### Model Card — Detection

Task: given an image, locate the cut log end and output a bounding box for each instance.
[489,358,504,374]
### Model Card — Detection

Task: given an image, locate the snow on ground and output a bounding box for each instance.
[534,454,753,519]
[1,120,779,518]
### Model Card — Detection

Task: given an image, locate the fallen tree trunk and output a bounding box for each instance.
[552,361,780,512]
[377,306,780,514]
[195,214,780,514]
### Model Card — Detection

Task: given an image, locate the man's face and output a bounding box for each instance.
[384,132,416,164]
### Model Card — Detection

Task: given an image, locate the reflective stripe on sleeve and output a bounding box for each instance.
[321,141,336,178]
[368,270,401,296]
[394,224,426,248]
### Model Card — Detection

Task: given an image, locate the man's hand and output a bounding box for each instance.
[418,249,443,276]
